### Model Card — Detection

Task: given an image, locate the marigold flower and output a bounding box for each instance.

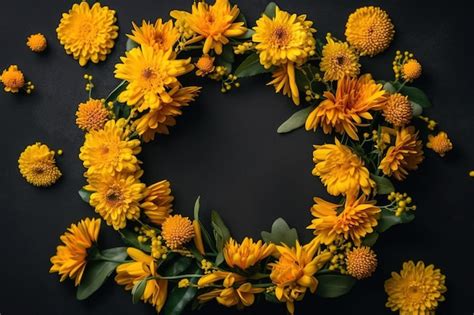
[75,99,109,132]
[345,6,395,56]
[115,248,168,312]
[307,194,380,246]
[1,65,25,93]
[140,180,174,225]
[161,215,195,249]
[305,74,386,140]
[128,19,179,52]
[311,138,375,196]
[50,218,101,286]
[57,2,118,66]
[346,246,377,279]
[383,93,412,127]
[198,271,246,287]
[85,171,145,230]
[427,131,452,157]
[18,142,62,187]
[223,237,275,270]
[27,33,47,52]
[267,62,301,105]
[198,279,264,308]
[385,261,447,314]
[402,59,422,81]
[320,37,360,81]
[379,126,424,180]
[195,55,215,77]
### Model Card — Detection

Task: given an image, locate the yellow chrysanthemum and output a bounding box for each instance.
[115,45,193,111]
[75,99,109,132]
[427,131,453,157]
[133,85,201,142]
[320,37,360,81]
[18,142,62,187]
[171,0,246,55]
[305,74,386,140]
[115,248,168,312]
[308,194,380,246]
[223,237,275,270]
[346,246,377,280]
[50,218,101,286]
[269,240,332,315]
[128,19,179,52]
[27,33,47,52]
[402,59,422,82]
[79,119,141,176]
[345,6,394,56]
[267,62,300,105]
[141,180,174,225]
[385,261,447,314]
[57,2,118,66]
[1,65,25,93]
[195,55,215,77]
[161,215,195,249]
[379,126,424,180]
[312,138,375,196]
[84,172,145,230]
[383,93,412,127]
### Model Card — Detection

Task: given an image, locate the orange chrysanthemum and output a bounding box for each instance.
[141,180,174,225]
[1,65,25,93]
[161,215,195,249]
[75,99,109,132]
[128,19,179,52]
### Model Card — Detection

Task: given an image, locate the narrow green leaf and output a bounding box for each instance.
[234,52,269,78]
[277,106,315,134]
[132,278,147,304]
[371,174,395,195]
[221,45,235,64]
[105,80,127,104]
[78,188,91,203]
[361,232,379,247]
[162,265,202,315]
[126,38,139,51]
[100,247,128,261]
[264,2,277,18]
[76,260,120,300]
[410,101,423,116]
[215,252,224,266]
[261,217,298,247]
[377,209,415,233]
[236,29,255,39]
[211,210,231,250]
[160,256,193,277]
[193,196,201,221]
[316,274,356,298]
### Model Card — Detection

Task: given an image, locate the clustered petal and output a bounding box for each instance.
[18,142,62,187]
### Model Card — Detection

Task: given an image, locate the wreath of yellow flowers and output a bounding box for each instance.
[41,1,452,314]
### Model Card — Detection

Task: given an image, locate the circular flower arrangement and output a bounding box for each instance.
[9,1,451,314]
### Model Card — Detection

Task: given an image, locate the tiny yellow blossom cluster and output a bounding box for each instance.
[387,192,416,217]
[393,50,422,82]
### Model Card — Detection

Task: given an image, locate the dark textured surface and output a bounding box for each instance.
[1,0,473,314]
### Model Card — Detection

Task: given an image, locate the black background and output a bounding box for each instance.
[1,0,473,314]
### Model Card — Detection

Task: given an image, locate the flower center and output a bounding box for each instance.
[336,56,346,66]
[78,22,98,42]
[106,188,122,204]
[142,68,156,80]
[33,166,45,174]
[154,33,165,46]
[271,26,290,47]
[206,12,215,24]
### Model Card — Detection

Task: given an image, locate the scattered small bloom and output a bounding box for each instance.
[1,65,25,93]
[320,36,360,81]
[383,93,412,127]
[27,33,47,52]
[18,142,62,187]
[427,131,453,157]
[161,215,195,249]
[345,246,377,279]
[195,55,215,76]
[75,99,109,132]
[402,59,422,81]
[178,279,190,288]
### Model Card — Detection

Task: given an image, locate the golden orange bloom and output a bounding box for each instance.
[75,99,109,132]
[223,237,275,270]
[128,19,179,52]
[161,215,195,249]
[1,65,25,93]
[383,93,412,127]
[427,132,452,157]
[195,55,215,77]
[140,180,174,225]
[346,246,378,280]
[379,126,424,180]
[27,33,47,52]
[305,74,386,140]
[402,59,422,81]
[18,142,62,187]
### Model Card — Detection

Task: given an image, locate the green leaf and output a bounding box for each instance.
[131,278,147,304]
[100,247,128,261]
[126,38,139,51]
[221,45,235,64]
[162,265,202,315]
[316,274,356,298]
[160,256,193,277]
[377,209,415,233]
[105,80,127,104]
[393,83,432,108]
[193,196,201,221]
[78,188,91,203]
[277,106,315,134]
[236,29,255,40]
[371,175,395,195]
[410,101,423,116]
[361,232,379,247]
[215,252,224,266]
[261,217,298,247]
[264,292,279,303]
[120,229,151,252]
[211,211,231,251]
[264,2,277,18]
[234,52,269,78]
[383,82,396,93]
[77,259,122,300]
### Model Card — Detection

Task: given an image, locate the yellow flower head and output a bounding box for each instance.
[85,171,145,230]
[75,99,109,132]
[171,0,246,55]
[128,19,179,52]
[27,33,47,52]
[267,62,300,105]
[141,180,174,225]
[269,240,332,315]
[308,194,380,246]
[305,74,386,140]
[18,142,62,187]
[383,93,412,127]
[402,59,422,82]
[50,218,101,286]
[223,237,275,270]
[311,138,375,196]
[385,261,447,314]
[320,37,360,81]
[345,6,394,56]
[198,270,246,287]
[195,55,215,77]
[161,215,195,249]
[115,248,168,312]
[57,2,119,66]
[427,131,452,157]
[1,65,25,93]
[345,246,377,280]
[253,6,316,69]
[115,45,193,111]
[133,85,201,142]
[379,126,424,181]
[79,119,141,176]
